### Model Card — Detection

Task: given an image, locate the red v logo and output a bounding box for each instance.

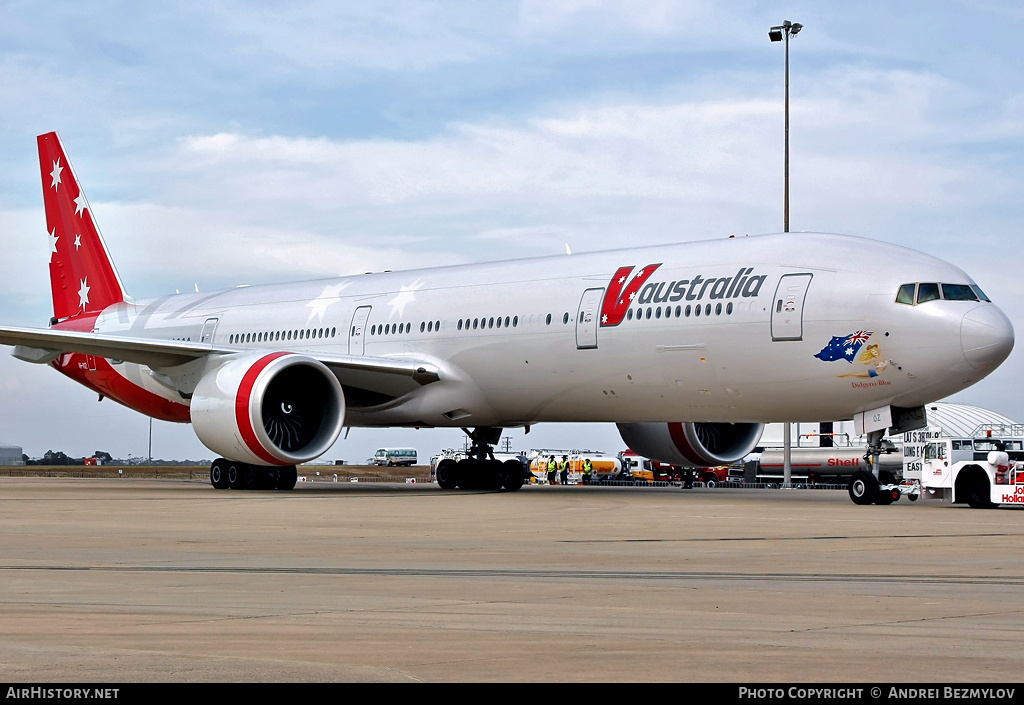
[600,264,661,326]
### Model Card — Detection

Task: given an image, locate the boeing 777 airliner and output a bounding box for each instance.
[0,133,1014,503]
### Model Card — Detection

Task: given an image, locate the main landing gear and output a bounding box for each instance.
[209,458,298,491]
[434,427,527,492]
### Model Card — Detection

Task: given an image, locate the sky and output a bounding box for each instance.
[0,1,1022,463]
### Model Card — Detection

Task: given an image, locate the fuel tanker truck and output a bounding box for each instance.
[756,446,904,484]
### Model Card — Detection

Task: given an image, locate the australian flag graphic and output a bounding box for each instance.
[814,331,872,362]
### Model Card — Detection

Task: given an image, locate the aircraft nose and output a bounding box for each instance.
[961,304,1015,369]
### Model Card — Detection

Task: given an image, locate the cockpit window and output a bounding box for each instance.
[941,284,978,301]
[917,283,940,303]
[898,281,990,305]
[896,284,916,305]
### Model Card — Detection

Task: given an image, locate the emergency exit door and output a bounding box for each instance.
[576,288,603,349]
[771,273,813,341]
[199,317,219,344]
[349,306,371,355]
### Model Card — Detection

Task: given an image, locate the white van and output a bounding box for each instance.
[373,448,417,467]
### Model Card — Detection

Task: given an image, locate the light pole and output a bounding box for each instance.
[769,20,802,489]
[769,20,802,234]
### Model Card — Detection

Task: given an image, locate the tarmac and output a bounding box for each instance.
[0,476,1021,683]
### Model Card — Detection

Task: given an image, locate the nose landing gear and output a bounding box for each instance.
[848,430,903,505]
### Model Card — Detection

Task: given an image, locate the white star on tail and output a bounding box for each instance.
[50,159,63,190]
[48,228,59,261]
[78,278,91,309]
[74,234,82,250]
[387,280,424,319]
[305,282,349,324]
[73,192,89,217]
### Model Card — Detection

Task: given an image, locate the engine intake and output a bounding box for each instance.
[191,353,345,466]
[617,421,763,466]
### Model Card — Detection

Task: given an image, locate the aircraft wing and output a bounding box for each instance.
[1,324,211,367]
[0,325,440,398]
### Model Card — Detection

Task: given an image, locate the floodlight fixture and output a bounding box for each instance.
[767,21,804,234]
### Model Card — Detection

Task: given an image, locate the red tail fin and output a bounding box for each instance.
[38,132,126,321]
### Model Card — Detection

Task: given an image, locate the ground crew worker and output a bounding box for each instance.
[547,455,557,485]
[560,455,570,485]
[582,458,593,485]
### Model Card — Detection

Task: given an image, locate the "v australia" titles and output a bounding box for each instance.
[600,264,767,326]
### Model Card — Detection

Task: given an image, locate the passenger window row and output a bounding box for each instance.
[456,313,578,330]
[372,322,413,336]
[373,313,571,335]
[458,316,519,331]
[229,327,337,345]
[625,302,735,321]
[225,299,737,347]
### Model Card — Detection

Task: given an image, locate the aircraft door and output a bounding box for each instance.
[576,288,603,350]
[771,273,813,341]
[349,306,371,355]
[199,317,219,344]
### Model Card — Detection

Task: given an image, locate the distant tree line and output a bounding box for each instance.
[20,450,209,466]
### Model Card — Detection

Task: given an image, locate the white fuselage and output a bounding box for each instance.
[92,232,1013,429]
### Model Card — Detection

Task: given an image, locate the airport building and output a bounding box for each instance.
[918,402,1020,438]
[0,443,25,466]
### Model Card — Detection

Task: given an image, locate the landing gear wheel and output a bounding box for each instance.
[502,459,526,492]
[487,459,507,490]
[210,459,230,490]
[435,459,459,489]
[278,466,297,490]
[242,465,257,490]
[227,463,246,490]
[456,459,477,488]
[848,471,878,505]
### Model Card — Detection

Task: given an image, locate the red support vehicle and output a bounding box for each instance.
[618,449,730,486]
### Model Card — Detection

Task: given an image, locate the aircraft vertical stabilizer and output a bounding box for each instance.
[37,132,127,321]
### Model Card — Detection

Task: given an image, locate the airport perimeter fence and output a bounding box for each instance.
[0,466,433,484]
[0,466,850,490]
[298,474,425,484]
[0,466,209,480]
[535,478,850,490]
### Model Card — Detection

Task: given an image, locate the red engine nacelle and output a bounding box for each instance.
[190,352,345,466]
[616,422,763,466]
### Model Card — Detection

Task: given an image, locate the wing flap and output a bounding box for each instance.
[315,353,441,402]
